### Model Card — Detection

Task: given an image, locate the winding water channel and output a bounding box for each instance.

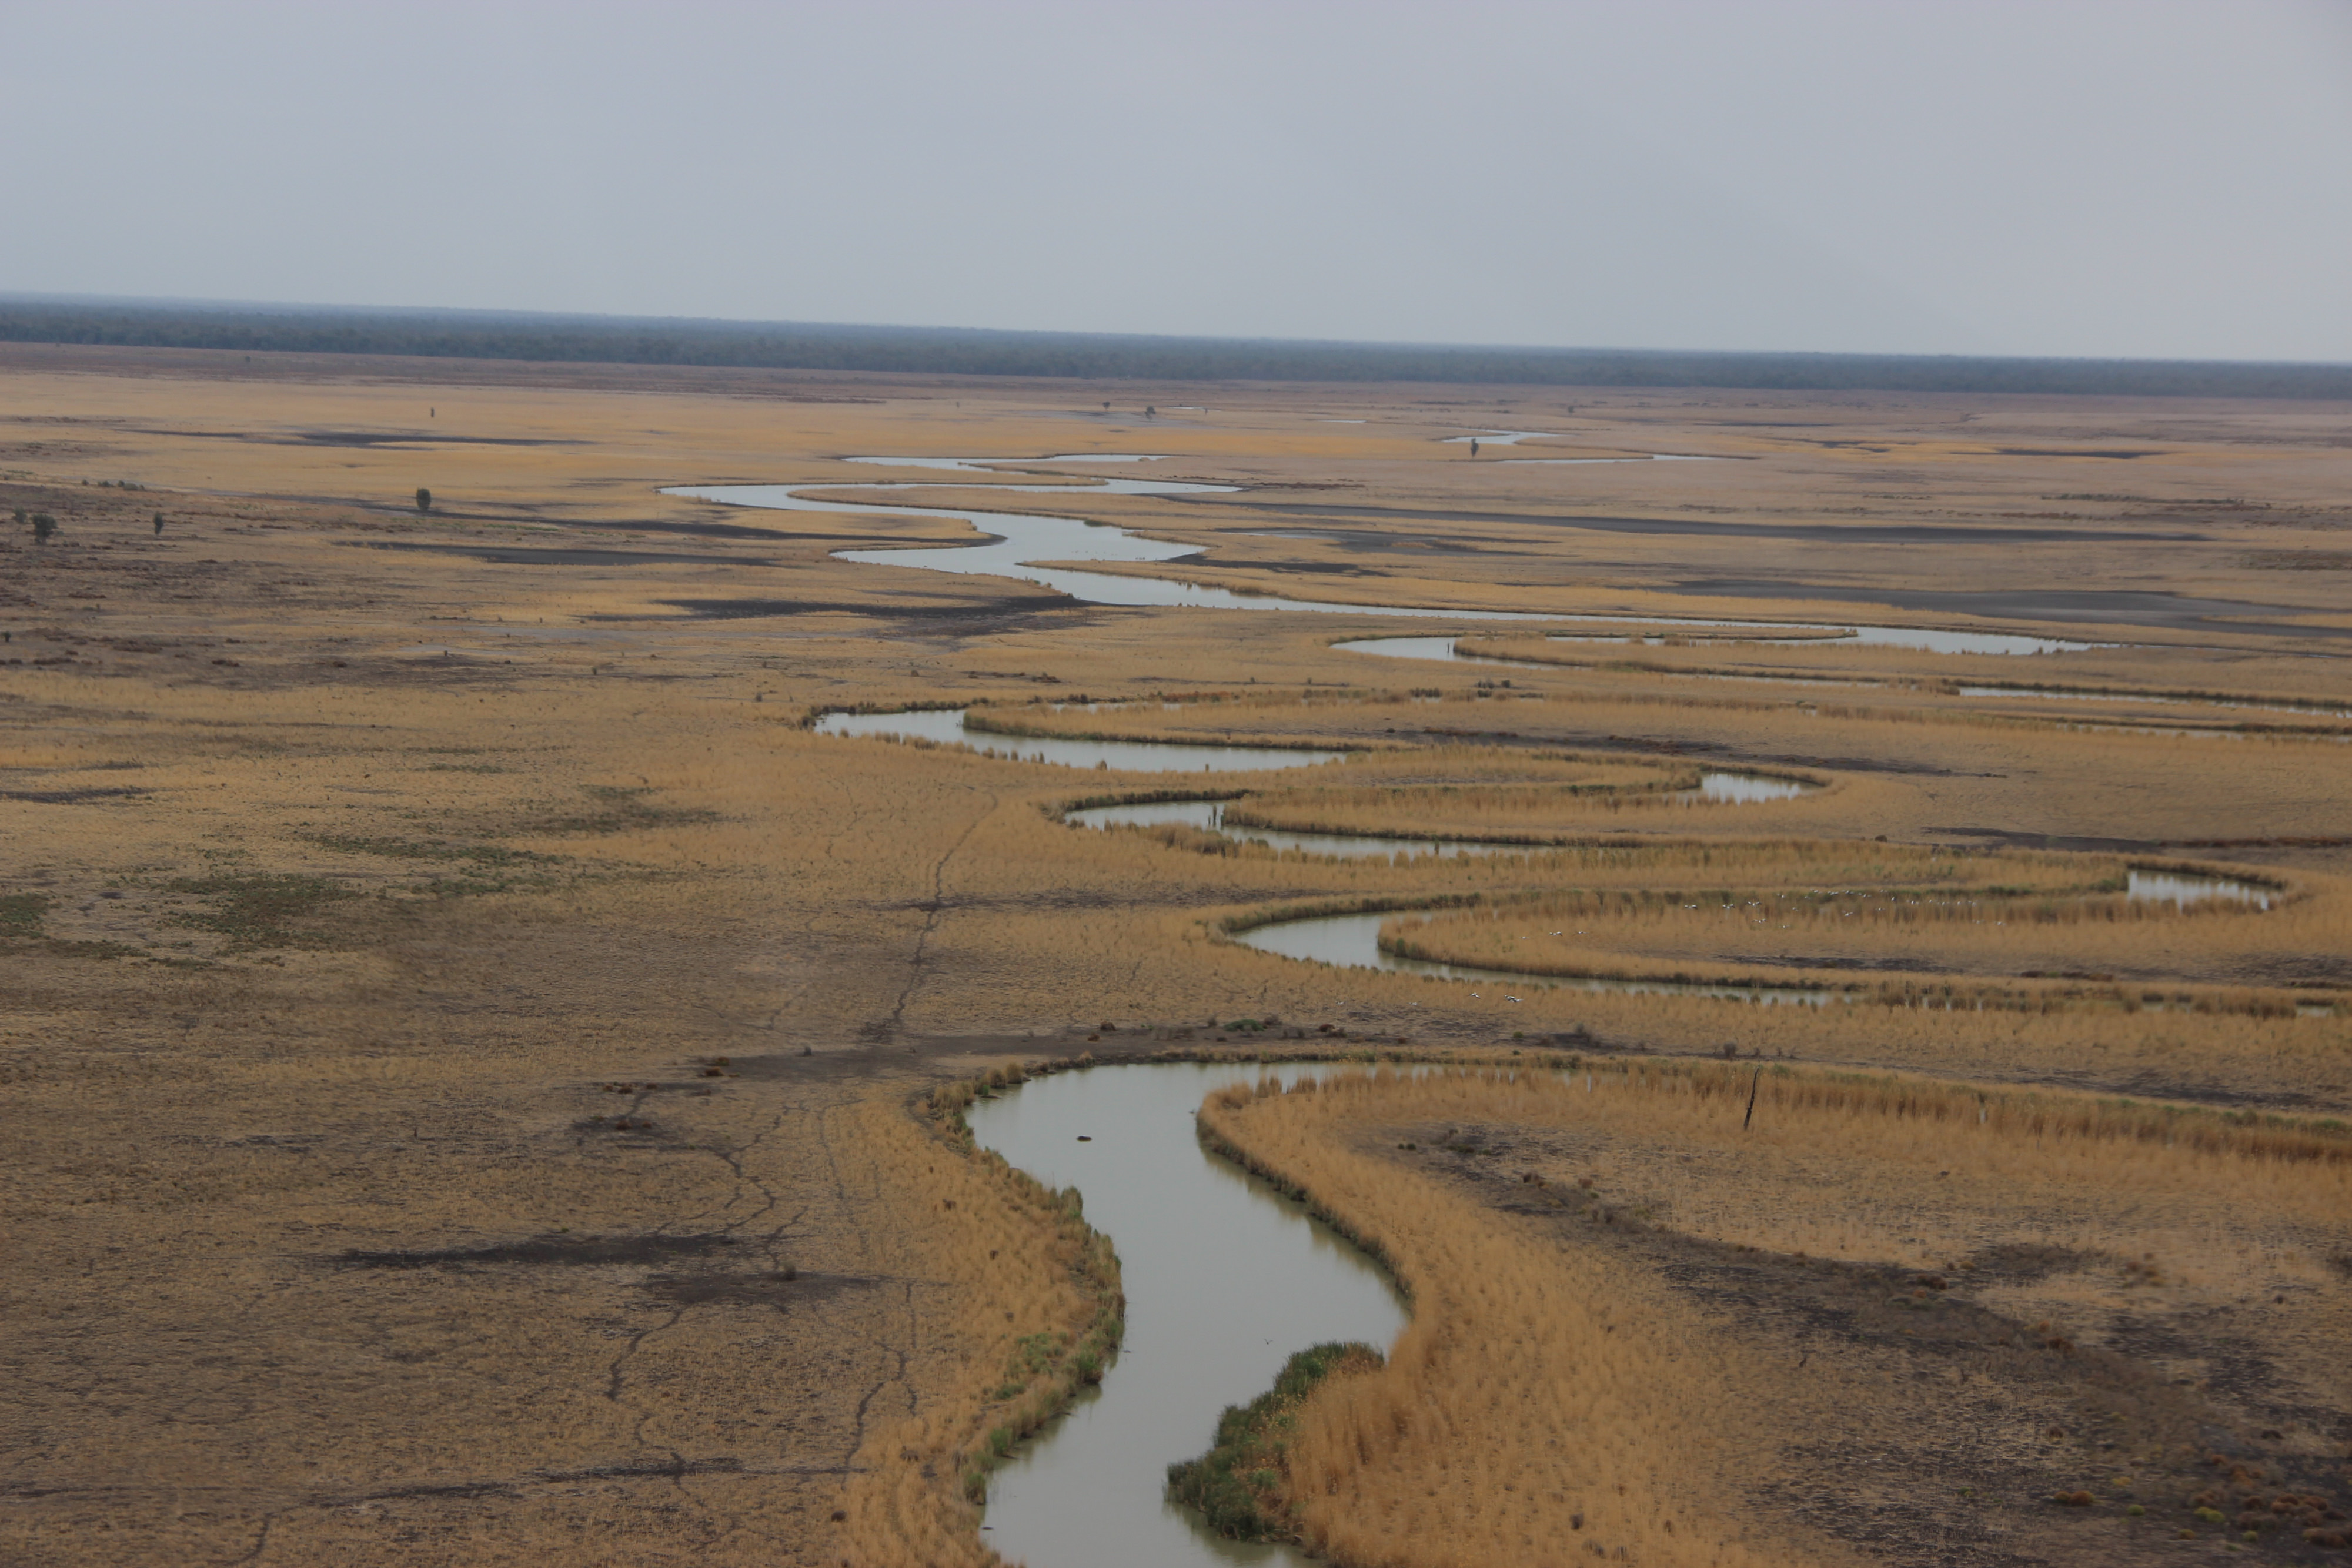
[1231,868,2284,1007]
[666,462,1576,621]
[817,707,1809,810]
[737,456,2318,1555]
[965,1064,1406,1568]
[814,707,1351,773]
[664,459,2116,649]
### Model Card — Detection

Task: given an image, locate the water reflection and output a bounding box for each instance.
[2126,870,2277,910]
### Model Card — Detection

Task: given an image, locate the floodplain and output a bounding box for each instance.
[3,342,2348,1566]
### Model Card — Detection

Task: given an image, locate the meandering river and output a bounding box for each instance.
[666,459,2113,648]
[965,1064,1406,1568]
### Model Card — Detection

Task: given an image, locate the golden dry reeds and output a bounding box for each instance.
[1195,1065,2352,1567]
[1378,865,2348,1011]
[1196,1073,1842,1568]
[837,1095,1122,1568]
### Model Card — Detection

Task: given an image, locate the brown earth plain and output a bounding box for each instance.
[2,342,2349,1568]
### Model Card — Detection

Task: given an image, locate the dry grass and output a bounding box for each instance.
[1200,1066,2352,1567]
[838,1095,1122,1568]
[1378,861,2346,1008]
[1200,1073,1843,1568]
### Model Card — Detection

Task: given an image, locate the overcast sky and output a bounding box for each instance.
[7,1,2351,360]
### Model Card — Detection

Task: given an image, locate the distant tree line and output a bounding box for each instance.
[5,296,2349,400]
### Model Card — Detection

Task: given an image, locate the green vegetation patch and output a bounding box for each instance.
[306,833,558,868]
[1166,1340,1383,1540]
[0,892,47,941]
[166,872,355,950]
[522,784,720,837]
[0,892,139,961]
[306,834,568,899]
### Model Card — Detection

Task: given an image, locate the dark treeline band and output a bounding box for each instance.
[6,296,2348,400]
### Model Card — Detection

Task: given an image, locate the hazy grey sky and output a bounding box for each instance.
[8,1,2351,360]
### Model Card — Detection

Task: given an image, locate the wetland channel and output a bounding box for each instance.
[817,707,1809,805]
[1232,870,2281,1006]
[666,459,2118,646]
[965,1062,1406,1568]
[717,456,2326,1556]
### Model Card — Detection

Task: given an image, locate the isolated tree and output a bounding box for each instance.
[415,487,432,514]
[32,513,58,544]
[9,507,22,527]
[153,512,165,536]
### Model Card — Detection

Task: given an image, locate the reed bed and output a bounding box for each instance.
[1198,1065,2352,1566]
[1197,1072,1844,1568]
[1379,868,2347,1008]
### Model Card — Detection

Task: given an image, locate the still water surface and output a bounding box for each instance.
[1235,868,2285,1004]
[668,463,1577,621]
[813,708,1350,773]
[1339,617,2099,660]
[1067,772,1808,857]
[965,1064,1407,1568]
[2127,870,2277,909]
[667,459,2124,648]
[1231,910,1842,1004]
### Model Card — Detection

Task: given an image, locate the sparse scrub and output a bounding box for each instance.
[163,871,355,950]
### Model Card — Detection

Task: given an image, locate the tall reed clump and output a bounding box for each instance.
[1196,1075,1829,1568]
[836,1081,1124,1568]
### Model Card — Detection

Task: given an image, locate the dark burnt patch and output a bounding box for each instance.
[1375,1126,2352,1566]
[340,1457,758,1506]
[353,541,769,567]
[0,787,150,804]
[641,1269,873,1308]
[656,593,1083,620]
[2107,1072,2324,1111]
[1934,827,2169,854]
[1178,497,2200,547]
[1669,579,2352,641]
[1736,952,1950,974]
[330,1233,740,1270]
[136,428,582,450]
